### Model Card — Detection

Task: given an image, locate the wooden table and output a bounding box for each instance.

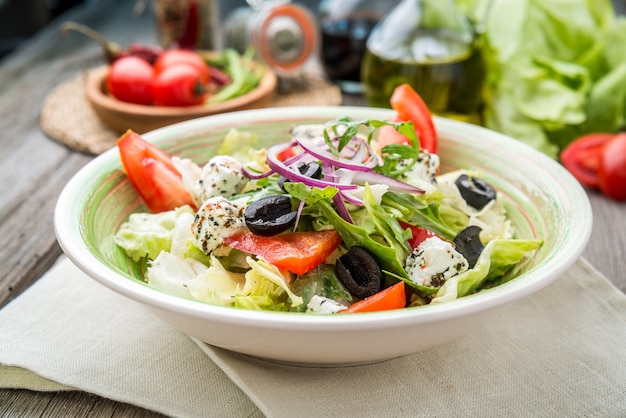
[1,1,624,416]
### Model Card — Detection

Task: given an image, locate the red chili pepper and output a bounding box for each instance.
[60,21,162,64]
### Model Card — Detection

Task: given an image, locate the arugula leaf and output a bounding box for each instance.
[286,183,409,280]
[362,185,411,262]
[381,193,459,241]
[290,264,353,312]
[322,117,419,154]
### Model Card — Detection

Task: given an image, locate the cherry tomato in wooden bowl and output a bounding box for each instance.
[152,63,207,107]
[154,49,210,84]
[85,52,277,134]
[106,56,155,105]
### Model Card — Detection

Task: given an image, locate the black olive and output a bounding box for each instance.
[278,161,323,191]
[335,246,383,299]
[244,195,297,236]
[455,174,497,210]
[454,225,484,268]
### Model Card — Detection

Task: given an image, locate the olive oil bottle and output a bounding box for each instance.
[361,0,488,123]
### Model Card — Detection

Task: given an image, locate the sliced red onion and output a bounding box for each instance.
[295,137,378,172]
[336,168,425,195]
[332,194,353,224]
[339,190,364,206]
[267,143,359,191]
[293,200,306,232]
[242,166,275,180]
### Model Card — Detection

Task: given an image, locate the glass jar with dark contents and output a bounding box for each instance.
[152,0,221,50]
[319,0,399,94]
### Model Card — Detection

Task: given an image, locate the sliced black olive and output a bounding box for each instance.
[455,174,497,210]
[244,195,297,236]
[335,246,383,299]
[278,161,323,191]
[454,225,484,268]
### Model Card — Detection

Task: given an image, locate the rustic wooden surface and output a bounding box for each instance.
[0,1,625,416]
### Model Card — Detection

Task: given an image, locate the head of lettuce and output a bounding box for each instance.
[460,0,626,158]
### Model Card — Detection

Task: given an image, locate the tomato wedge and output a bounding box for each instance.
[223,230,342,275]
[390,83,438,154]
[117,130,196,213]
[342,281,406,313]
[374,114,411,155]
[560,133,613,188]
[400,221,439,250]
[598,133,626,201]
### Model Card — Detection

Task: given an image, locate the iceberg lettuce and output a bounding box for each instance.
[461,0,626,157]
[432,238,543,303]
[114,206,196,262]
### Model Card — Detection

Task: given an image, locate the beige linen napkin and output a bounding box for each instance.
[2,256,626,417]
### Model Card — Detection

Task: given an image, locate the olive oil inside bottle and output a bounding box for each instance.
[362,28,486,122]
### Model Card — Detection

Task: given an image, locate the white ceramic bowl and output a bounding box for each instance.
[54,106,592,365]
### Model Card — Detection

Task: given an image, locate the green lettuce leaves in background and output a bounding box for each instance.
[461,0,626,158]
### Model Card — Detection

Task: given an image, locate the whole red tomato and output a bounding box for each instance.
[153,49,210,84]
[559,133,612,188]
[152,63,206,106]
[598,133,626,201]
[561,131,626,201]
[106,56,154,105]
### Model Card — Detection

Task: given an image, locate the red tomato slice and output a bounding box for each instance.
[598,132,626,201]
[117,130,196,213]
[342,281,406,313]
[276,145,297,161]
[560,133,613,188]
[390,83,438,154]
[374,122,411,155]
[223,230,342,275]
[400,221,439,250]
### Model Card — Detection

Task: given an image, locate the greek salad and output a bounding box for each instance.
[113,84,542,314]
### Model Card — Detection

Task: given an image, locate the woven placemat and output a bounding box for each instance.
[40,70,342,155]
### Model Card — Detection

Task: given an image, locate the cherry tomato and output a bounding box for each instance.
[117,130,196,213]
[152,63,206,107]
[106,56,154,105]
[153,49,210,84]
[559,133,613,188]
[390,83,438,154]
[598,133,626,201]
[399,221,439,250]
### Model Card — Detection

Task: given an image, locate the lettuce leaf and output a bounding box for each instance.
[147,251,208,299]
[184,256,304,310]
[432,238,543,303]
[290,264,353,312]
[475,0,626,157]
[114,206,196,262]
[286,182,410,280]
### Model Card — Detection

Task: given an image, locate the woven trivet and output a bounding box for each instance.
[40,70,342,155]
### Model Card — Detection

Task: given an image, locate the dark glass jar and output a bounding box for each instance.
[319,0,399,94]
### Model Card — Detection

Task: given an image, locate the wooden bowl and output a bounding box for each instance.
[85,61,277,134]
